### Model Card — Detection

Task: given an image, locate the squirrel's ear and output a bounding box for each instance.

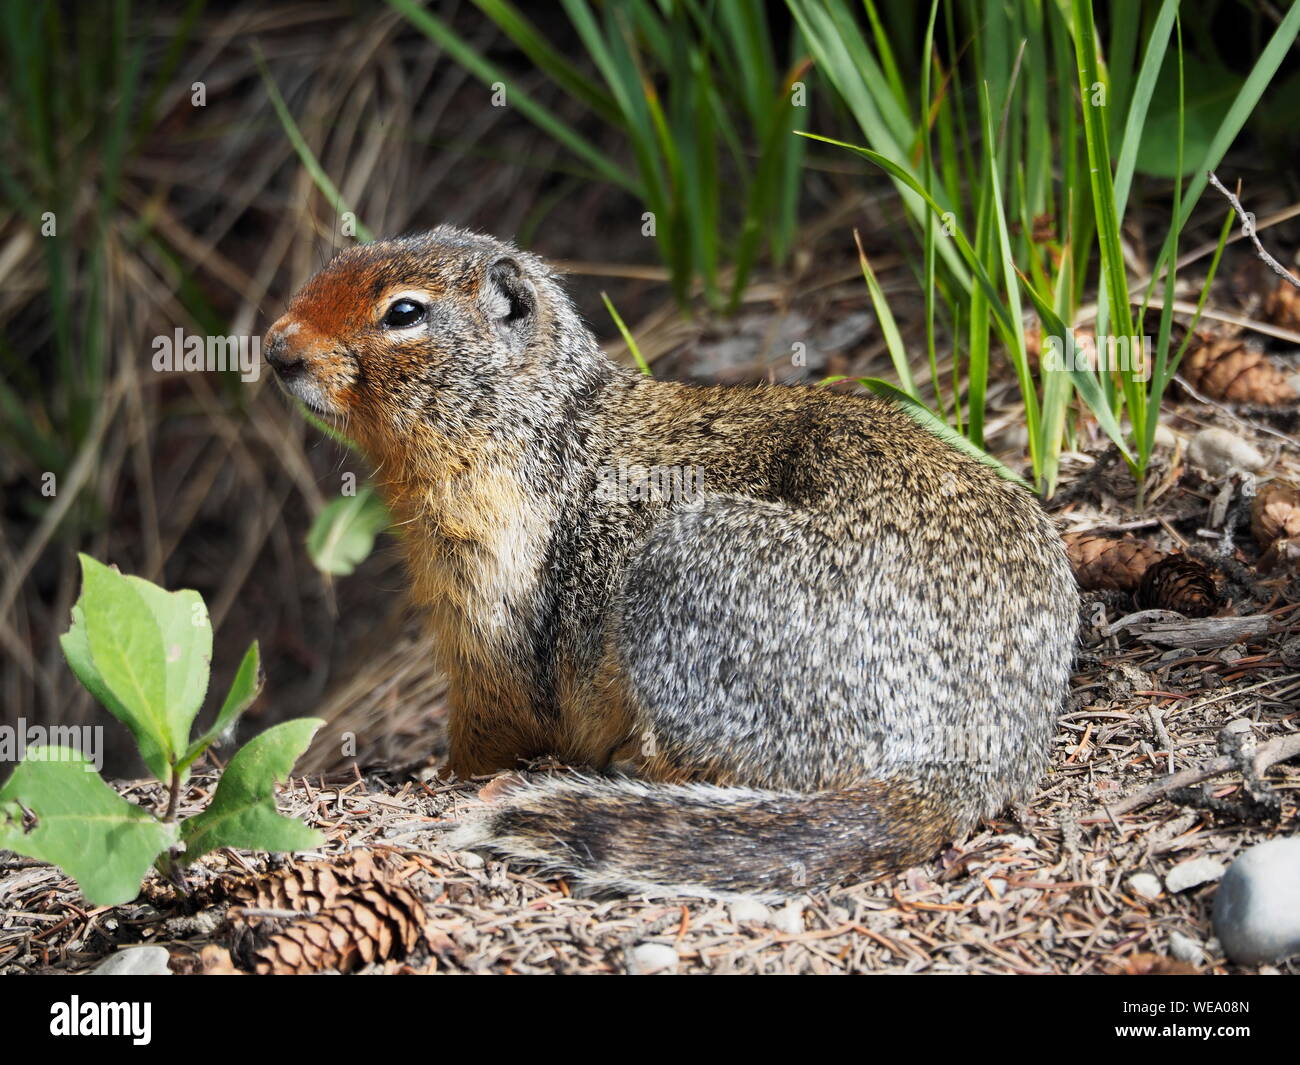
[481,256,536,347]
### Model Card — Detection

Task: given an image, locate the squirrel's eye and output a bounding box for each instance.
[382,298,426,329]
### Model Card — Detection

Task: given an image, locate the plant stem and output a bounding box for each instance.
[163,765,182,823]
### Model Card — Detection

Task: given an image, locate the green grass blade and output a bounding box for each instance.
[254,47,374,242]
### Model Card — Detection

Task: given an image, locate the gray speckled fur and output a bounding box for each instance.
[278,227,1079,900]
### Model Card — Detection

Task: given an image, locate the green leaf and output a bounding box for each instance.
[179,640,263,773]
[179,719,325,864]
[0,749,176,906]
[601,292,652,376]
[252,46,374,242]
[1135,58,1241,180]
[852,232,917,399]
[128,572,212,747]
[306,487,391,576]
[61,555,211,782]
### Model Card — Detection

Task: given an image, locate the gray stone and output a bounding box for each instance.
[90,946,172,976]
[1187,427,1266,476]
[1213,837,1300,964]
[1128,872,1163,900]
[771,901,805,935]
[1168,931,1205,965]
[728,898,773,926]
[628,942,678,975]
[1165,857,1225,893]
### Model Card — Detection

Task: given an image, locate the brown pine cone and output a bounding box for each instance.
[1181,336,1296,405]
[219,851,433,974]
[1136,555,1220,617]
[1265,279,1300,332]
[1063,533,1164,592]
[252,878,429,975]
[1251,482,1300,545]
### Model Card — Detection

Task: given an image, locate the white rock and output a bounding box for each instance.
[90,946,172,976]
[771,901,805,935]
[728,898,773,925]
[1213,837,1300,964]
[628,942,678,975]
[1153,424,1178,451]
[1165,857,1226,893]
[1168,931,1205,965]
[1128,873,1163,900]
[1187,427,1266,477]
[456,851,484,869]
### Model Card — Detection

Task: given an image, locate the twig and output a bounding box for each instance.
[1105,731,1300,816]
[1207,171,1300,292]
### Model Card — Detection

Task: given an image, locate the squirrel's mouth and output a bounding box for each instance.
[272,366,339,417]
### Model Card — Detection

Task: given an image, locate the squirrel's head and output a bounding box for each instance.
[265,226,590,452]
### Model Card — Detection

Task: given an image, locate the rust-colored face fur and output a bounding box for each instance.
[263,227,547,457]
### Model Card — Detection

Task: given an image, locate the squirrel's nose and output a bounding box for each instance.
[264,328,305,379]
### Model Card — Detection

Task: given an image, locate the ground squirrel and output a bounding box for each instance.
[265,225,1078,900]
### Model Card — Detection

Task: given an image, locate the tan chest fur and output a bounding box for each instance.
[369,428,565,773]
[389,462,547,661]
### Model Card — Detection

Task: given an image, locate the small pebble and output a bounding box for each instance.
[456,851,484,869]
[1153,424,1178,451]
[728,898,773,926]
[628,942,678,975]
[1187,427,1266,476]
[1168,931,1205,965]
[991,834,1036,851]
[771,902,805,935]
[1165,857,1225,894]
[1213,837,1300,965]
[1128,873,1163,900]
[90,946,172,976]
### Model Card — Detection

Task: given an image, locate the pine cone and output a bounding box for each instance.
[252,879,428,974]
[1063,533,1164,592]
[220,850,433,974]
[1136,555,1219,617]
[1251,482,1300,545]
[1265,279,1300,332]
[1181,336,1296,405]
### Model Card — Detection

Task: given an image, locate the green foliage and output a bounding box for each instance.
[792,0,1299,498]
[180,719,324,863]
[0,0,208,488]
[306,485,392,577]
[0,750,179,907]
[62,555,212,782]
[388,0,807,311]
[0,555,322,906]
[601,292,653,376]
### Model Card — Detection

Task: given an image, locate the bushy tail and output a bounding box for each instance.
[442,774,960,901]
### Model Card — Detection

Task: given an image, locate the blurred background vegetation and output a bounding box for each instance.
[2,0,1299,773]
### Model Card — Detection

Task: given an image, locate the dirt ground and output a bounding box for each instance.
[3,398,1299,975]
